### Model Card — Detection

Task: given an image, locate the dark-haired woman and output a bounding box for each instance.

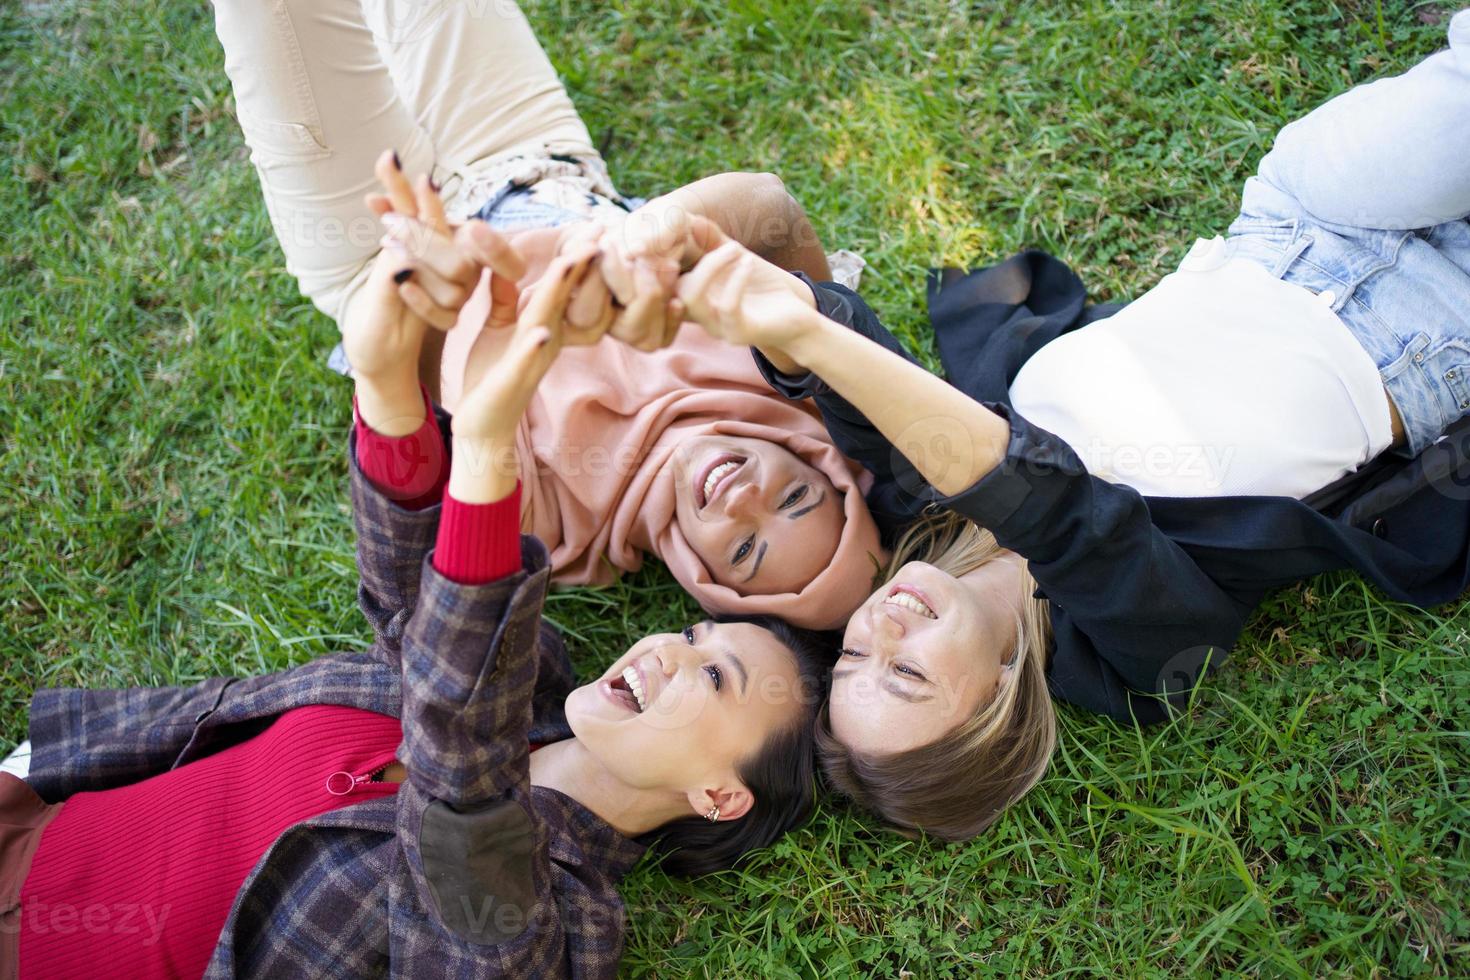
[673,14,1470,842]
[0,219,825,978]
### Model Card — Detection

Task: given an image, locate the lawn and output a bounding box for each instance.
[2,0,1467,975]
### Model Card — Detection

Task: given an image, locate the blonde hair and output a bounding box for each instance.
[815,510,1056,840]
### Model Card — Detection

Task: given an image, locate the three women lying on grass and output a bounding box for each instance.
[361,15,1464,852]
[2,244,831,976]
[357,12,1470,847]
[10,17,1465,975]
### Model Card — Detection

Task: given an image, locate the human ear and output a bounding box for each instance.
[686,783,754,822]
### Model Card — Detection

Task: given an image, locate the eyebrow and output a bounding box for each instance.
[830,668,934,704]
[723,647,750,695]
[741,541,768,583]
[787,488,826,520]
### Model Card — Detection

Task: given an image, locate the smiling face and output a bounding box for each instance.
[670,435,845,596]
[827,558,1028,755]
[564,621,807,799]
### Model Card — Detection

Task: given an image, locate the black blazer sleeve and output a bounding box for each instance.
[939,403,1254,724]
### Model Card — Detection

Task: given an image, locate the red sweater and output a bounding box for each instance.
[354,385,522,581]
[18,394,523,977]
[19,705,403,978]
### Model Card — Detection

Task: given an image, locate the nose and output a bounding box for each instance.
[869,601,908,640]
[723,479,763,519]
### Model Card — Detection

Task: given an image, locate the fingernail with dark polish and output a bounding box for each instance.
[429,177,440,193]
[392,151,402,170]
[393,268,412,284]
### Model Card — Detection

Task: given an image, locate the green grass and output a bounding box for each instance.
[3,0,1468,975]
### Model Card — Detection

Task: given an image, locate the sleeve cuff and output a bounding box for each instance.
[433,482,524,585]
[354,384,449,510]
[749,271,861,399]
[790,270,861,327]
[937,402,1091,531]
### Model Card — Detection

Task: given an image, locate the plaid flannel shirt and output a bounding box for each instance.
[25,426,646,978]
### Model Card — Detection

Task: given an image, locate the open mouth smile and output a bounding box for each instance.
[604,664,648,713]
[695,454,746,510]
[884,585,937,619]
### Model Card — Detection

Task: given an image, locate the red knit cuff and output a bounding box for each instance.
[433,482,524,584]
[354,385,448,511]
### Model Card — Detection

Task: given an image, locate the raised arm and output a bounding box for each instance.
[679,241,1011,496]
[392,248,614,954]
[747,274,940,533]
[636,171,832,280]
[679,241,1251,721]
[397,246,596,808]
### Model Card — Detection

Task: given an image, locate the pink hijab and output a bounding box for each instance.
[448,279,886,631]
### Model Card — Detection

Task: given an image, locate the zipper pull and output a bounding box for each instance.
[325,770,369,796]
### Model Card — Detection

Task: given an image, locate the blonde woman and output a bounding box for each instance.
[675,14,1470,839]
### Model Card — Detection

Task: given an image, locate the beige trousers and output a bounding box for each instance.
[209,0,599,326]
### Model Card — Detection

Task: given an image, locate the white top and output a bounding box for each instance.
[1008,237,1393,499]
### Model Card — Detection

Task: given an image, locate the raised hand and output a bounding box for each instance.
[366,151,527,330]
[341,235,440,437]
[674,233,820,356]
[353,149,528,410]
[448,247,599,504]
[555,196,736,354]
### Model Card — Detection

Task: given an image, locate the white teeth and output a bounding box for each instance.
[622,666,647,712]
[702,460,740,504]
[884,591,936,619]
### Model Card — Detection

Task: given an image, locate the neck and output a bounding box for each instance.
[528,738,692,838]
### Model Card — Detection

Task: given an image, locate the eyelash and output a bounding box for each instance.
[840,648,925,681]
[729,486,810,567]
[687,626,722,689]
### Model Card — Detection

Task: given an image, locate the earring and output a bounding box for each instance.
[704,806,720,822]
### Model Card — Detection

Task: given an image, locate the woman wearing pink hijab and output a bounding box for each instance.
[211,0,884,630]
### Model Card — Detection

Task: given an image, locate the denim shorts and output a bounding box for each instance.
[1224,178,1470,457]
[475,184,591,231]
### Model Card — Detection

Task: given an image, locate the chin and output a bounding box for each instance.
[562,685,601,736]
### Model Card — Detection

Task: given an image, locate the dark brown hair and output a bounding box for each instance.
[643,615,831,875]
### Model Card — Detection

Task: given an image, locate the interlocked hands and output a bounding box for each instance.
[344,151,828,425]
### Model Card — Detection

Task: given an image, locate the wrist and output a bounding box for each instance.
[775,307,836,370]
[356,373,428,437]
[448,434,520,504]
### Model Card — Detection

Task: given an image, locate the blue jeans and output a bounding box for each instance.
[1223,10,1470,456]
